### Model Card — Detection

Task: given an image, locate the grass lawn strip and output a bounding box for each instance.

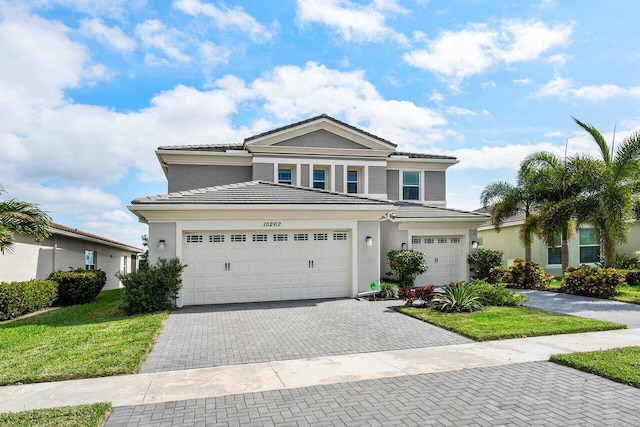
[0,289,167,385]
[612,285,640,304]
[551,346,640,388]
[0,402,111,427]
[396,306,625,341]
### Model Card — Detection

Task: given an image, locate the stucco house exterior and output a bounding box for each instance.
[478,212,640,276]
[0,223,142,290]
[129,114,487,306]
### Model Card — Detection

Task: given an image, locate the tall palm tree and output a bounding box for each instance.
[480,164,538,262]
[573,118,640,267]
[0,184,53,254]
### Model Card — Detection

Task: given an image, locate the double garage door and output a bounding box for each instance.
[181,230,351,305]
[412,236,463,286]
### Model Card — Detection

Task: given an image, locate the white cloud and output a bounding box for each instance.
[446,106,490,117]
[35,0,129,19]
[514,78,534,85]
[429,90,444,102]
[173,0,274,42]
[198,41,231,68]
[79,18,136,53]
[296,0,408,44]
[543,131,565,138]
[135,20,191,65]
[531,76,640,101]
[8,183,121,214]
[403,19,573,84]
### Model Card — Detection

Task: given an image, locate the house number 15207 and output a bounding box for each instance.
[263,221,282,227]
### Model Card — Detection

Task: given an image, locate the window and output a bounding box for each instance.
[402,171,420,200]
[230,234,246,242]
[450,237,461,244]
[252,234,268,242]
[425,238,435,244]
[85,250,97,270]
[347,170,358,194]
[411,237,421,244]
[438,238,448,244]
[122,256,128,274]
[294,233,308,241]
[314,233,328,241]
[333,232,348,241]
[278,168,292,185]
[313,169,326,189]
[548,246,562,265]
[209,234,224,243]
[186,235,203,243]
[579,229,600,263]
[273,234,288,242]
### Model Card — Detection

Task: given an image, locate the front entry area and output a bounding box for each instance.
[412,235,463,286]
[181,230,351,305]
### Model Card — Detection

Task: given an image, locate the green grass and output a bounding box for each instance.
[396,305,625,341]
[0,289,167,385]
[551,346,640,388]
[613,285,640,304]
[0,403,111,427]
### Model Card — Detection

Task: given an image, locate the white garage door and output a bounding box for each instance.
[412,236,463,286]
[181,230,351,305]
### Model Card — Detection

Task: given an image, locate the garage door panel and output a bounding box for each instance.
[413,236,463,286]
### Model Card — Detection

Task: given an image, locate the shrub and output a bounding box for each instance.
[0,279,58,320]
[561,265,623,299]
[614,253,640,270]
[491,259,553,290]
[118,258,187,315]
[386,250,428,287]
[468,248,503,280]
[415,284,436,303]
[472,279,527,306]
[48,269,107,306]
[625,270,640,287]
[378,282,399,299]
[432,281,484,313]
[398,287,416,306]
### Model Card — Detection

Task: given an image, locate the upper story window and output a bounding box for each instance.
[313,169,326,189]
[85,250,97,270]
[347,170,358,194]
[278,168,292,185]
[402,171,420,201]
[579,229,600,263]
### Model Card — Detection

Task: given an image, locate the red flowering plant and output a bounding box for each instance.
[386,249,428,288]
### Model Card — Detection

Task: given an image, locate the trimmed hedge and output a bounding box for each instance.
[0,279,58,321]
[625,270,640,287]
[490,259,553,290]
[561,265,623,299]
[48,269,107,306]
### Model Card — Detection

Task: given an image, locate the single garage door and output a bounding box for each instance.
[181,230,351,305]
[412,236,463,286]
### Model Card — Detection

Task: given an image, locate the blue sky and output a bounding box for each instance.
[2,0,640,246]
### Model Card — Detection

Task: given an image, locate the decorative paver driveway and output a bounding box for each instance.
[522,290,640,328]
[141,299,471,373]
[108,361,640,426]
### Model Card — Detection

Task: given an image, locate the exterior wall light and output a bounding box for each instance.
[366,236,373,247]
[401,242,407,250]
[471,240,478,249]
[158,239,166,251]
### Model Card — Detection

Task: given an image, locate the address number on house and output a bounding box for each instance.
[263,221,282,227]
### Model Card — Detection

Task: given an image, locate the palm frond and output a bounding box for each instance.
[573,117,611,165]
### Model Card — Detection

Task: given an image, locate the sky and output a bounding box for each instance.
[2,0,640,247]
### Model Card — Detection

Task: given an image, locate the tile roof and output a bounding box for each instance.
[157,143,245,152]
[390,202,490,220]
[243,114,398,148]
[53,223,143,252]
[132,181,393,205]
[479,210,527,228]
[390,151,458,160]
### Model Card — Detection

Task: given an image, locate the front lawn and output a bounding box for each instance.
[0,289,167,385]
[551,346,640,388]
[396,306,625,341]
[613,285,640,304]
[0,403,111,427]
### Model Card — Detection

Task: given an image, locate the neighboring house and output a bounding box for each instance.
[0,223,142,290]
[478,212,640,276]
[129,114,487,306]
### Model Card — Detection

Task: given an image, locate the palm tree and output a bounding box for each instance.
[572,118,640,267]
[0,184,53,254]
[480,165,538,262]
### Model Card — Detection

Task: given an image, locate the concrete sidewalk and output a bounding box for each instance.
[1,327,639,414]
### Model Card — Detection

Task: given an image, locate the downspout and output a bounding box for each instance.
[51,235,57,275]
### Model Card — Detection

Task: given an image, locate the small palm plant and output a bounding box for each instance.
[432,281,484,313]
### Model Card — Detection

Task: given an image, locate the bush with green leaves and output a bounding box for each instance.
[490,258,553,290]
[378,282,399,299]
[48,269,107,306]
[467,248,503,281]
[432,281,484,312]
[561,265,623,299]
[117,257,187,315]
[0,279,58,320]
[472,279,527,306]
[614,253,640,270]
[625,270,640,287]
[386,249,428,287]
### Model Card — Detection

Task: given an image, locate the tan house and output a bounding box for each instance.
[0,223,142,290]
[478,212,640,276]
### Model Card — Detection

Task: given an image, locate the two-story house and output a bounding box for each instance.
[129,114,487,306]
